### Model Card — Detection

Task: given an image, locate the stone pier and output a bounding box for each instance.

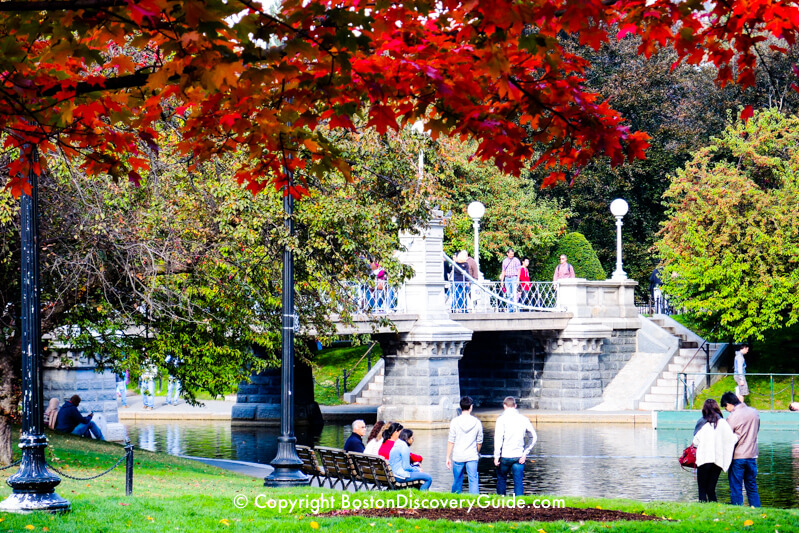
[538,278,640,410]
[377,212,472,427]
[231,345,320,425]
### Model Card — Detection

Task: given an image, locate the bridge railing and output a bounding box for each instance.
[342,282,404,314]
[443,252,559,312]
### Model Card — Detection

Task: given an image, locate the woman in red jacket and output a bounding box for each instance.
[378,422,423,463]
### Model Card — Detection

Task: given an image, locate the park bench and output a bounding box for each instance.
[348,452,425,491]
[295,445,326,488]
[314,447,364,491]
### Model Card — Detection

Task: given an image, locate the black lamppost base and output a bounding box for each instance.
[263,435,310,488]
[0,491,71,514]
[263,468,311,487]
[1,435,70,513]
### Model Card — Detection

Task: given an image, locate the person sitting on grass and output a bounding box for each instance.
[388,429,432,490]
[55,394,104,440]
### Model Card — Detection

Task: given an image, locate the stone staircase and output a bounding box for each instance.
[637,315,722,411]
[343,359,384,405]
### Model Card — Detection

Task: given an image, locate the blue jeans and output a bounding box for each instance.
[116,381,127,406]
[728,458,760,507]
[504,276,519,312]
[497,457,525,496]
[72,420,104,440]
[167,378,181,405]
[141,378,155,408]
[402,471,433,491]
[452,282,469,312]
[452,460,479,494]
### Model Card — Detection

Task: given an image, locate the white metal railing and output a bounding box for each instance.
[443,252,559,313]
[343,282,404,314]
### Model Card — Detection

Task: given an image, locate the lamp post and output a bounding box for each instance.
[263,164,309,488]
[467,201,485,275]
[610,198,629,281]
[411,120,427,180]
[0,145,70,513]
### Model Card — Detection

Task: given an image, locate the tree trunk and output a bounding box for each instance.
[0,415,11,465]
[0,336,21,466]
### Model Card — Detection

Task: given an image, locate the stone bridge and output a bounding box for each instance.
[234,212,641,427]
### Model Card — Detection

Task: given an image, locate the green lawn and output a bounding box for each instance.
[313,343,382,406]
[692,375,798,411]
[126,373,236,401]
[1,432,798,532]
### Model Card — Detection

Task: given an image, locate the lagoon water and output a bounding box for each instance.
[125,421,799,508]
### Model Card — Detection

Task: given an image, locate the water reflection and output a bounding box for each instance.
[124,422,799,508]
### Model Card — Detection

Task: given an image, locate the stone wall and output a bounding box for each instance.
[42,351,119,424]
[458,331,544,409]
[232,347,319,424]
[598,329,638,390]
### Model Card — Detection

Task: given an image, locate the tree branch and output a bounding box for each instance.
[0,0,124,11]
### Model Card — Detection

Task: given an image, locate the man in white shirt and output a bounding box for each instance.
[493,396,537,496]
[446,396,484,494]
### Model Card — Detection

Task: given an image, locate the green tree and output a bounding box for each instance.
[439,138,571,279]
[656,108,799,341]
[536,36,799,298]
[0,126,430,462]
[536,233,606,281]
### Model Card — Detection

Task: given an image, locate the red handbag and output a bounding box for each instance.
[679,445,697,469]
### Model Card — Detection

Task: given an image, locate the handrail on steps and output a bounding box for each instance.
[679,326,718,374]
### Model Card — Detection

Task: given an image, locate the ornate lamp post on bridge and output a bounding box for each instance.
[467,201,485,275]
[0,146,70,513]
[610,198,629,281]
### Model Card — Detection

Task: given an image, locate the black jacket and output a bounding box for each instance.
[343,432,365,453]
[55,401,90,433]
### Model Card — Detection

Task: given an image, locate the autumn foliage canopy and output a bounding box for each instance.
[2,0,799,197]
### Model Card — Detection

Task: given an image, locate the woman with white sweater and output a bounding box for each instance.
[692,399,739,502]
[363,421,385,455]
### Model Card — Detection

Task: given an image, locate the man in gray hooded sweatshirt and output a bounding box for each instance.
[446,396,483,494]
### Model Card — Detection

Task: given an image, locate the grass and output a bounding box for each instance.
[2,432,798,532]
[692,375,798,411]
[312,343,382,406]
[126,374,235,402]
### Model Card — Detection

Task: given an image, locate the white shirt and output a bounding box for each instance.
[692,418,739,471]
[493,407,537,460]
[363,438,382,456]
[734,351,747,378]
[448,412,484,462]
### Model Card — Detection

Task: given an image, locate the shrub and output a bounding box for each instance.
[535,232,606,280]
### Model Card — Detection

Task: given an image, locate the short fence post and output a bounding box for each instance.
[367,354,372,371]
[683,374,689,410]
[335,377,340,396]
[125,439,134,496]
[792,377,795,403]
[770,375,774,411]
[342,370,348,393]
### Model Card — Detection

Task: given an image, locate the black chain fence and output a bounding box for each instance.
[0,459,21,471]
[47,453,127,481]
[1,440,134,496]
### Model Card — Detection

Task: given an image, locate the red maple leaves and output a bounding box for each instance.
[1,0,796,197]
